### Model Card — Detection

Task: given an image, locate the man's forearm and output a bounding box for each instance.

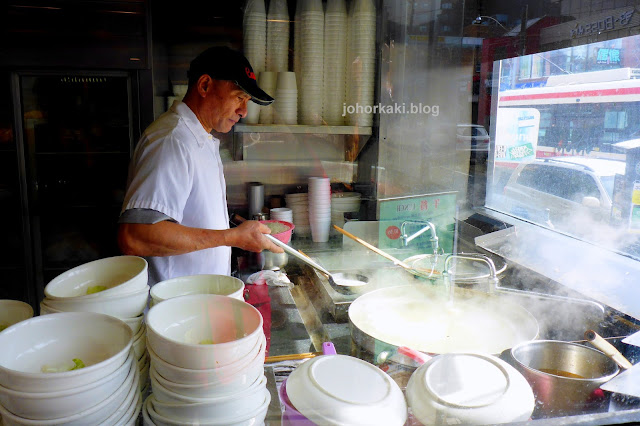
[118,221,228,257]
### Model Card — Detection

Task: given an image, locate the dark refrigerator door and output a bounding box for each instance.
[17,72,135,300]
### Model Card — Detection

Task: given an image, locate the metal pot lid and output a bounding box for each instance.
[348,285,538,355]
[404,254,507,283]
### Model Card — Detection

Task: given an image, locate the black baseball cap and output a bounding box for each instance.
[188,46,274,106]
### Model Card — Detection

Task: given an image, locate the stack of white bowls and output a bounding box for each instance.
[346,0,376,127]
[149,274,245,308]
[330,192,361,231]
[285,192,310,237]
[144,295,270,425]
[298,0,324,125]
[39,255,150,398]
[243,0,266,74]
[0,300,33,332]
[269,207,293,224]
[323,0,348,125]
[293,4,302,111]
[308,177,332,242]
[273,71,298,124]
[258,71,277,124]
[266,0,289,73]
[0,312,141,425]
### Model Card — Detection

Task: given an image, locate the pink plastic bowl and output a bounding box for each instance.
[260,220,295,244]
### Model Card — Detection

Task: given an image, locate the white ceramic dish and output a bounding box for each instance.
[0,358,136,426]
[0,352,134,420]
[0,300,34,331]
[44,256,148,300]
[147,334,265,387]
[39,303,144,335]
[287,354,407,426]
[406,353,535,425]
[0,312,133,392]
[42,286,149,318]
[149,347,264,398]
[133,323,147,360]
[97,360,140,426]
[150,274,245,307]
[139,358,150,392]
[146,294,263,369]
[145,389,270,426]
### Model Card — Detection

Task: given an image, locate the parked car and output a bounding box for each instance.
[456,124,490,151]
[502,156,626,232]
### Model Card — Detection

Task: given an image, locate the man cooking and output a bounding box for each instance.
[117,46,282,285]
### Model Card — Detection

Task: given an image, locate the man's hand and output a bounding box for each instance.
[226,220,284,253]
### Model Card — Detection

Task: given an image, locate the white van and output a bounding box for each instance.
[502,157,626,232]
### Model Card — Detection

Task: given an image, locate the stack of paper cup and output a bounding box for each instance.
[242,73,261,124]
[298,0,324,125]
[308,177,331,242]
[346,0,376,127]
[323,0,348,125]
[285,193,310,237]
[274,72,298,124]
[243,0,267,74]
[258,72,277,124]
[266,0,289,72]
[293,5,302,116]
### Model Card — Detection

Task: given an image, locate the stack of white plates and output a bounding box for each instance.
[258,71,277,124]
[149,274,245,308]
[308,177,332,242]
[323,0,348,125]
[243,0,267,74]
[285,192,310,237]
[0,312,141,425]
[331,192,361,231]
[270,207,293,223]
[266,0,289,72]
[346,0,376,127]
[298,0,324,125]
[274,71,298,124]
[144,295,270,425]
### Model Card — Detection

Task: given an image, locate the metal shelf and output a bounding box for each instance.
[234,124,372,135]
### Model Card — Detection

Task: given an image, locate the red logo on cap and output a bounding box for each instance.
[245,67,256,80]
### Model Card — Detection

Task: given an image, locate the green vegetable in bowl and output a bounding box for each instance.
[41,358,86,373]
[87,285,108,295]
[199,339,215,345]
[265,222,290,234]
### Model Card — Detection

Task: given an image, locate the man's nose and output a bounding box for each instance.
[238,99,249,118]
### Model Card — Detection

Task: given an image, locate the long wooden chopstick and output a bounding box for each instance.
[264,352,323,363]
[332,225,412,268]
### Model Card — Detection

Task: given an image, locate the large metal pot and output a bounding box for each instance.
[507,340,619,417]
[348,284,539,362]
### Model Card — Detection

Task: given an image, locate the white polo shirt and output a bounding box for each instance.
[121,101,231,285]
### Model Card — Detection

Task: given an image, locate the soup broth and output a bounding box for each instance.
[538,368,584,379]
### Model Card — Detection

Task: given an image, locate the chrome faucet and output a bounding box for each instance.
[400,220,439,253]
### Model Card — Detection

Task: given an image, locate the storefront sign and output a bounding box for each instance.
[597,48,621,64]
[494,108,540,165]
[571,10,634,38]
[378,192,456,253]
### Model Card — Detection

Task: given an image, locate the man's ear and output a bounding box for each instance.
[197,75,213,96]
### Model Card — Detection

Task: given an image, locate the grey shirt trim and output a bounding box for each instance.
[118,208,177,225]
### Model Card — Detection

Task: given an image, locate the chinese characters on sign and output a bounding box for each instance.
[597,48,621,64]
[571,10,634,38]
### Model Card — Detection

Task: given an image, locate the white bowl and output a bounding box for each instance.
[0,300,33,331]
[287,354,407,426]
[146,295,263,369]
[0,351,134,420]
[133,323,147,360]
[147,333,264,387]
[39,303,144,335]
[150,274,244,307]
[148,341,264,398]
[44,256,148,300]
[97,358,140,426]
[149,383,269,424]
[406,353,535,425]
[42,286,149,318]
[139,358,150,392]
[0,357,137,426]
[0,312,133,392]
